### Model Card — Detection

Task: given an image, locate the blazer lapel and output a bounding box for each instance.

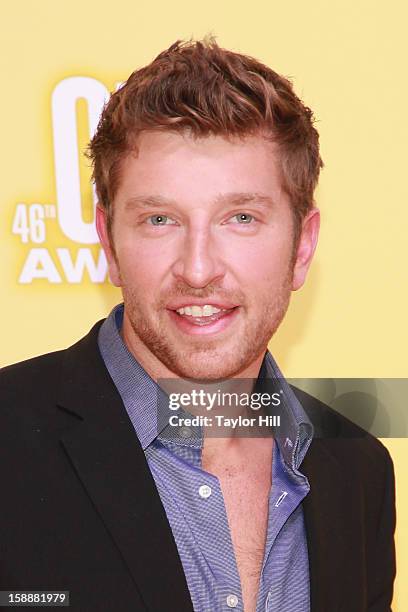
[301,438,351,612]
[57,321,194,612]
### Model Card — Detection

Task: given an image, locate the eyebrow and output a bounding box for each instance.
[123,192,276,210]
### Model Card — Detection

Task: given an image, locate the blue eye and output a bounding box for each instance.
[233,213,254,224]
[148,215,175,225]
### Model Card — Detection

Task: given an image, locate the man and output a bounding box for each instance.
[0,38,395,611]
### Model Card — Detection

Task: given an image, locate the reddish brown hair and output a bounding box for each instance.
[87,36,323,244]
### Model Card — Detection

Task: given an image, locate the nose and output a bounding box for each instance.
[171,225,226,289]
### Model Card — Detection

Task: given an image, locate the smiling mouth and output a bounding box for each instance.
[174,307,237,326]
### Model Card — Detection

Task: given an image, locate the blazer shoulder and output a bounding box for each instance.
[0,349,65,393]
[292,384,394,471]
[0,349,67,436]
[0,318,105,411]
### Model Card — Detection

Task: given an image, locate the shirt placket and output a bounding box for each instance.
[149,436,244,611]
[256,444,310,612]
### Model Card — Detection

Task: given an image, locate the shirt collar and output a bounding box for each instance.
[262,350,314,470]
[98,303,313,471]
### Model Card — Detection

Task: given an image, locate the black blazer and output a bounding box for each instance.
[0,320,396,611]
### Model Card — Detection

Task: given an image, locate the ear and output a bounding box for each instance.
[95,205,122,287]
[291,207,320,291]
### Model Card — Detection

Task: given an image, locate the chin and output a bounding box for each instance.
[166,362,223,382]
[163,352,245,382]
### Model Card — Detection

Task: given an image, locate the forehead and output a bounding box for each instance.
[114,130,287,208]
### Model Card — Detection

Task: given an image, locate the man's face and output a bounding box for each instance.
[97,131,319,380]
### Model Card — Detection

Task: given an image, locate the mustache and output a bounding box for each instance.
[157,284,245,306]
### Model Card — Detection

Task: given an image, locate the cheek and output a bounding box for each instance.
[226,234,292,286]
[116,240,168,290]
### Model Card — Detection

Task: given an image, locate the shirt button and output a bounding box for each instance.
[226,594,239,608]
[179,426,192,438]
[198,484,212,499]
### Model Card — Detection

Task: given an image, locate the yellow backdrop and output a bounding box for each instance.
[1,1,406,608]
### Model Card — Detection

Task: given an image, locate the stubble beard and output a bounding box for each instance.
[121,267,294,382]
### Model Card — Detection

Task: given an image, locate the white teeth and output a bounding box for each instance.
[202,304,216,316]
[176,304,223,317]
